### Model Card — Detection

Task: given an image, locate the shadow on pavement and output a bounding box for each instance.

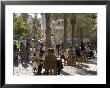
[14,62,29,68]
[61,70,71,75]
[76,69,97,75]
[14,62,19,67]
[71,63,97,75]
[72,64,90,69]
[73,64,97,75]
[84,59,97,65]
[22,63,29,68]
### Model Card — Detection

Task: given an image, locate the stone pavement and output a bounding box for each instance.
[14,58,97,76]
[60,58,97,76]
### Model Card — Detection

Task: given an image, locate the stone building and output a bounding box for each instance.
[50,19,64,45]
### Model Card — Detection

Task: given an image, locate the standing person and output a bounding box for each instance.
[75,45,82,65]
[42,43,46,57]
[51,48,63,75]
[36,59,43,75]
[60,44,66,65]
[14,41,18,66]
[81,41,85,50]
[56,43,61,55]
[20,42,26,65]
[35,42,40,52]
[39,44,45,58]
[57,55,63,75]
[80,41,85,60]
[32,50,43,75]
[32,56,39,75]
[60,47,64,59]
[85,44,90,58]
[75,45,81,57]
[26,41,30,64]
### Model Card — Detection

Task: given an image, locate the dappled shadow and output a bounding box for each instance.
[21,63,29,68]
[14,62,29,68]
[84,59,97,65]
[85,70,97,75]
[71,64,90,69]
[14,62,19,67]
[81,64,90,68]
[71,63,97,75]
[76,69,97,75]
[61,70,71,75]
[63,64,71,66]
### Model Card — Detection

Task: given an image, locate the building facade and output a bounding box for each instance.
[50,19,64,45]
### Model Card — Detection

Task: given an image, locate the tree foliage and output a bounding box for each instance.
[32,13,41,40]
[13,15,30,40]
[13,13,41,41]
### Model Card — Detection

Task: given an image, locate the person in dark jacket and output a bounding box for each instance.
[56,44,61,55]
[14,41,18,66]
[26,42,30,64]
[81,41,85,50]
[75,45,83,65]
[57,55,63,75]
[39,44,45,58]
[20,42,26,65]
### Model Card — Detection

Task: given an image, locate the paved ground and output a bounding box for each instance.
[60,59,97,76]
[14,58,97,76]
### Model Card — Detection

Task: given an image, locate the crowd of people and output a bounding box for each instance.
[13,40,96,75]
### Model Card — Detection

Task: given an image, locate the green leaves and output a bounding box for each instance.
[13,13,41,41]
[13,14,30,40]
[71,13,96,38]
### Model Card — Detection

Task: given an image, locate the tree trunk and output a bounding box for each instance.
[80,27,83,42]
[63,14,67,51]
[45,13,51,52]
[71,15,76,47]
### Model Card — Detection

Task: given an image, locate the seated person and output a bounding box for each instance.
[43,48,57,75]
